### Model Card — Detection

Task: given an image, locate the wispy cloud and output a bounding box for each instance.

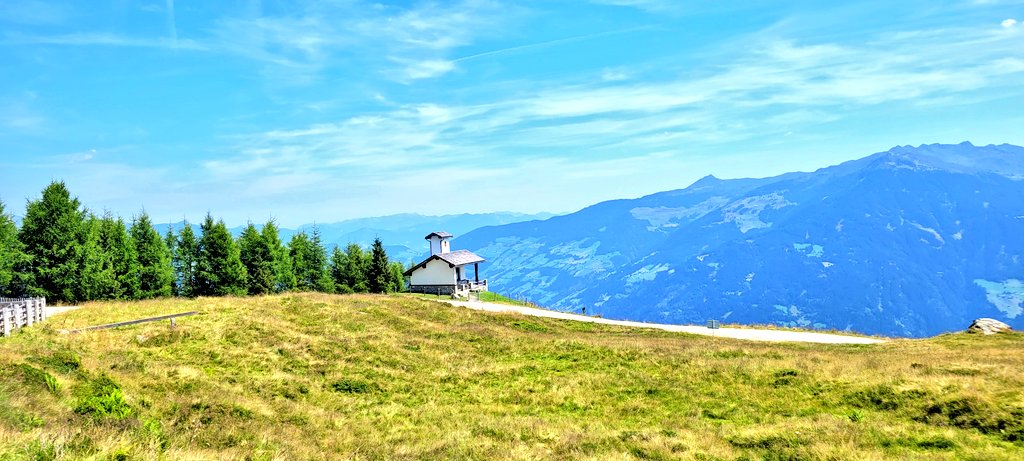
[2,32,205,50]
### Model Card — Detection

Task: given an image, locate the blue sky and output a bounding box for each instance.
[1,0,1022,226]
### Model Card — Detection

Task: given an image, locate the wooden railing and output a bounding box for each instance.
[456,280,488,292]
[0,297,47,337]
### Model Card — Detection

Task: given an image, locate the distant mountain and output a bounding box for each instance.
[457,142,1024,337]
[157,211,557,264]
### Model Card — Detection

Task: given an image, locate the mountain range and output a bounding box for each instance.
[455,142,1024,337]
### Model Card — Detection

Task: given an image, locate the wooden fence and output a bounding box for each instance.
[0,297,47,337]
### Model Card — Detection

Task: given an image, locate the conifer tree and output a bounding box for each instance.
[238,222,274,295]
[18,181,90,302]
[164,226,178,296]
[288,232,317,291]
[262,220,294,293]
[131,211,173,298]
[174,221,199,297]
[367,237,390,294]
[309,227,334,293]
[0,199,29,297]
[195,214,246,296]
[96,212,140,300]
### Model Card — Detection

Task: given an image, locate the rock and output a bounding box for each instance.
[967,318,1012,335]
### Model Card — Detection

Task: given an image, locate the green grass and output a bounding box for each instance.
[0,293,1021,459]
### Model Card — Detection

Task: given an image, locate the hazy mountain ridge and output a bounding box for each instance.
[457,142,1024,337]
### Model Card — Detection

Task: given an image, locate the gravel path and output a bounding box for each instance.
[446,300,885,345]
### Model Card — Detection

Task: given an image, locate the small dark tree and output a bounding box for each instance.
[238,222,274,295]
[195,214,247,296]
[329,246,353,294]
[174,221,199,297]
[131,211,173,298]
[366,237,390,294]
[262,220,294,293]
[309,227,334,293]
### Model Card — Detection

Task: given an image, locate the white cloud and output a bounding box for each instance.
[1003,18,1018,28]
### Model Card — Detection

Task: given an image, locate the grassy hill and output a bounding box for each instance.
[0,294,1022,460]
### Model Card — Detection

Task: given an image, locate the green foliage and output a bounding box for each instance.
[164,226,178,296]
[261,220,295,293]
[131,211,174,299]
[195,214,247,297]
[845,384,927,411]
[18,181,91,302]
[238,223,274,295]
[32,349,82,374]
[7,364,61,395]
[73,374,133,420]
[288,229,331,292]
[389,261,406,293]
[173,222,199,297]
[366,237,390,294]
[330,243,368,293]
[0,199,30,297]
[96,212,141,300]
[329,379,378,394]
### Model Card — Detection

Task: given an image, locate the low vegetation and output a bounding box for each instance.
[0,293,1021,460]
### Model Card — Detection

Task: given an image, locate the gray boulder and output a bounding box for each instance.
[968,318,1013,335]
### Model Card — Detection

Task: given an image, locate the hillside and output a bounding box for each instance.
[1,293,1023,459]
[458,142,1024,337]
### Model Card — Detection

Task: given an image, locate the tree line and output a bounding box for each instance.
[0,182,406,303]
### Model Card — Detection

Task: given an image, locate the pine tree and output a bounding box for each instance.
[131,211,173,298]
[195,214,246,296]
[174,222,199,297]
[96,212,140,300]
[238,222,274,295]
[366,237,390,294]
[164,226,178,296]
[18,182,90,302]
[262,220,294,293]
[0,199,30,297]
[309,227,334,293]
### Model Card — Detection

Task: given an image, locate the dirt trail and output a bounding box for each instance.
[446,300,886,345]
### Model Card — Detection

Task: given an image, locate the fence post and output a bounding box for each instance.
[2,307,9,337]
[40,298,47,321]
[26,300,34,327]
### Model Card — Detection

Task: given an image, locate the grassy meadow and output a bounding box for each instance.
[0,293,1022,460]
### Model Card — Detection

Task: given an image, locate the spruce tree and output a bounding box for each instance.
[131,211,174,298]
[174,222,199,297]
[0,199,30,297]
[164,226,178,296]
[195,214,246,296]
[96,212,140,300]
[18,181,90,302]
[309,227,334,292]
[262,220,295,293]
[366,237,390,294]
[238,222,274,295]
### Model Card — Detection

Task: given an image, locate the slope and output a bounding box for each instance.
[1,294,1022,460]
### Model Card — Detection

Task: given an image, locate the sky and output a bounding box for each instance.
[1,0,1023,227]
